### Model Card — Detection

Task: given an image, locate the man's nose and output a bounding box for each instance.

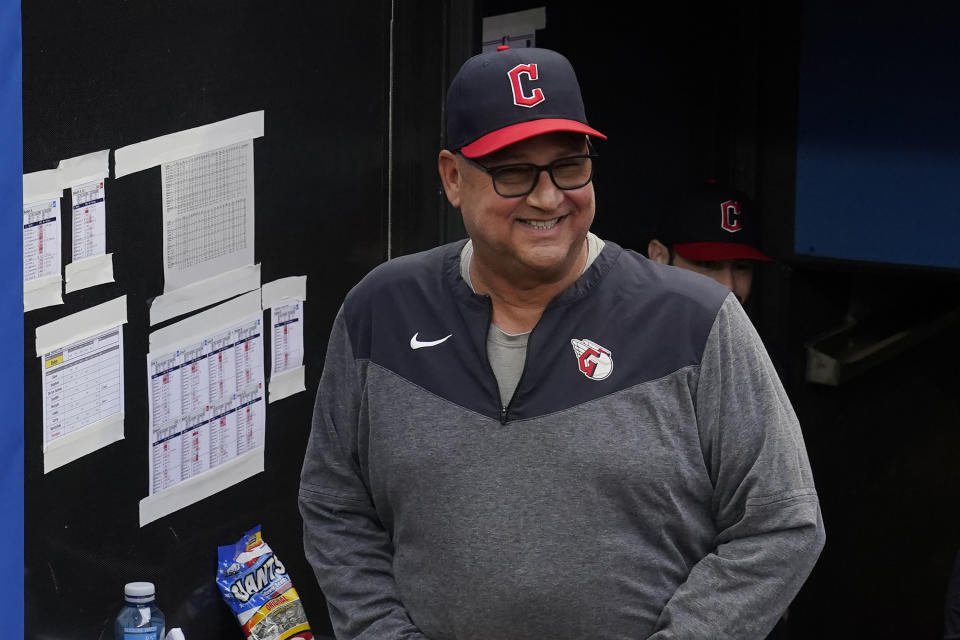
[525,169,564,209]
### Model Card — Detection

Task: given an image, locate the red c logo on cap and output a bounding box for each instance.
[508,63,545,108]
[721,200,742,232]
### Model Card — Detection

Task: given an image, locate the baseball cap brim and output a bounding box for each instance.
[673,241,773,262]
[460,118,606,158]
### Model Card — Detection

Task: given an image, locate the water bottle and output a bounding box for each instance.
[114,582,166,640]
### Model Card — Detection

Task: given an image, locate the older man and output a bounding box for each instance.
[299,46,824,639]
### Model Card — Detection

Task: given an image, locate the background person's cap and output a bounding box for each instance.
[657,181,773,262]
[445,46,606,158]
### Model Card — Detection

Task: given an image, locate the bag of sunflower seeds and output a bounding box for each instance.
[216,525,313,640]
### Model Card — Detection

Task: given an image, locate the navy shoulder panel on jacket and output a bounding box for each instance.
[507,245,731,420]
[341,242,466,359]
[338,240,731,422]
[609,246,732,372]
[342,241,502,418]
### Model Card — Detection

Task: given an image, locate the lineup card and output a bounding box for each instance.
[42,326,124,448]
[23,198,61,284]
[262,275,307,403]
[71,179,107,261]
[147,307,265,496]
[271,301,303,377]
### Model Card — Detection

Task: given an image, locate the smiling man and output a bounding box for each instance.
[299,46,824,640]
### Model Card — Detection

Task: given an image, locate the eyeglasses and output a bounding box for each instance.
[459,150,598,198]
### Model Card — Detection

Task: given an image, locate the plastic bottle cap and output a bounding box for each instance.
[124,582,156,599]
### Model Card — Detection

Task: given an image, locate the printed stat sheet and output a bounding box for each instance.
[42,326,124,449]
[147,307,265,496]
[160,140,255,293]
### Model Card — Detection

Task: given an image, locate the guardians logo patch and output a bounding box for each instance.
[570,338,613,381]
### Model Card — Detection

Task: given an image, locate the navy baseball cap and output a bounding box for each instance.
[445,46,606,158]
[657,181,773,262]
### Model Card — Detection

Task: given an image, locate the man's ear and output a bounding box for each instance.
[437,150,462,207]
[647,238,670,264]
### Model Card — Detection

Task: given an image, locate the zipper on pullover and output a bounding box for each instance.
[483,295,539,426]
[502,321,537,424]
[482,296,511,425]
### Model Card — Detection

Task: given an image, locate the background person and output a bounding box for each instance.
[647,180,773,304]
[649,180,792,640]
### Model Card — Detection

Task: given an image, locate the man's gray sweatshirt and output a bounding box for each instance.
[299,240,825,639]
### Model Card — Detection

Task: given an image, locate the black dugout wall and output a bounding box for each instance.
[19,0,794,637]
[21,2,476,637]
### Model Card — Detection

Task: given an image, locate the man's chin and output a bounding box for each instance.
[513,248,584,283]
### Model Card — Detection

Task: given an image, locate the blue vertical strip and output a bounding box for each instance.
[0,0,23,637]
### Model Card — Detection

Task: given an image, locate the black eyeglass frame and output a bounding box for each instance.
[457,143,599,198]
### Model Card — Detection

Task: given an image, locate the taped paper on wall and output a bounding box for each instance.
[61,151,112,292]
[66,177,114,293]
[270,302,303,378]
[268,302,305,403]
[23,197,63,312]
[262,276,307,403]
[114,111,263,178]
[115,112,264,323]
[24,151,112,306]
[142,290,265,525]
[36,295,128,472]
[71,179,107,261]
[161,140,256,293]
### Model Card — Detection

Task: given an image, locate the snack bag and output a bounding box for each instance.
[217,525,313,640]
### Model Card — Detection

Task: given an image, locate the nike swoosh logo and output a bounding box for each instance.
[410,332,452,349]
